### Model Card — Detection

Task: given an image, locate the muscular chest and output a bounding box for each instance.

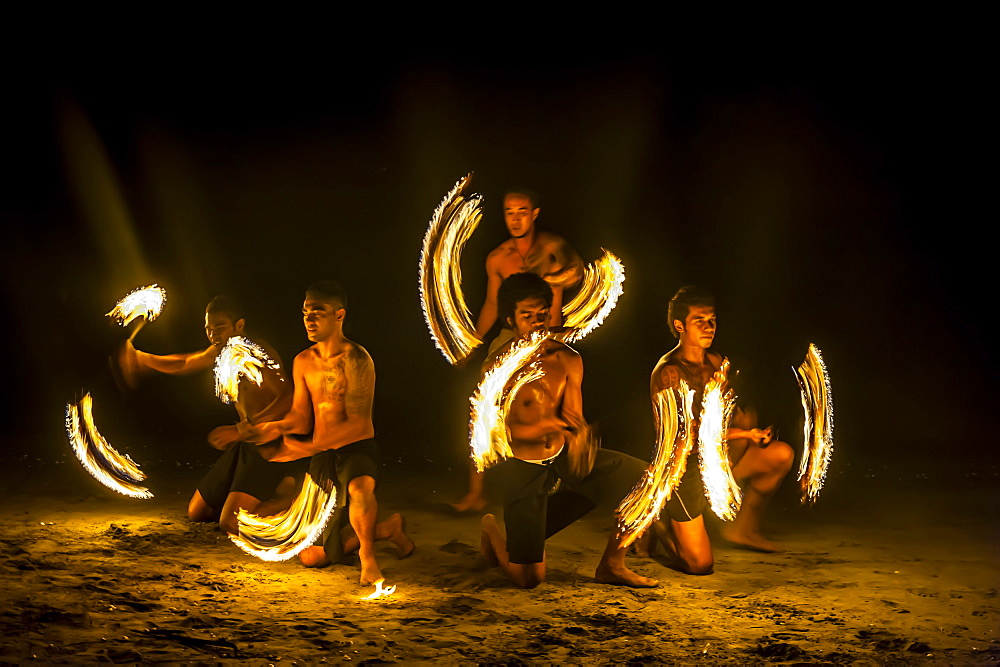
[512,354,566,413]
[307,354,348,406]
[499,244,558,277]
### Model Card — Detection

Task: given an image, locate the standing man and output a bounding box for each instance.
[127,295,306,535]
[478,273,657,589]
[251,282,412,585]
[645,286,794,574]
[452,189,584,512]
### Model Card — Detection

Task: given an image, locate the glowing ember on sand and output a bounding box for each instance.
[66,393,152,499]
[214,336,281,405]
[698,360,741,521]
[794,343,834,503]
[616,382,696,548]
[230,473,337,562]
[362,579,397,600]
[468,332,548,472]
[106,284,166,327]
[419,173,483,364]
[559,249,625,343]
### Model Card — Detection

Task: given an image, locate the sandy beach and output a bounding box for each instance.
[1,451,996,665]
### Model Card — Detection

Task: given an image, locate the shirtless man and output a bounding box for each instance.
[453,189,584,512]
[127,295,305,534]
[251,281,412,585]
[645,285,794,574]
[478,273,658,589]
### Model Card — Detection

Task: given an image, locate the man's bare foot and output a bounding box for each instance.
[360,560,383,586]
[298,546,330,568]
[594,563,659,588]
[719,525,782,553]
[480,514,499,566]
[385,513,415,558]
[449,491,487,514]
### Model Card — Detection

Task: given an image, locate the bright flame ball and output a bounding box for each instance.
[106,284,166,327]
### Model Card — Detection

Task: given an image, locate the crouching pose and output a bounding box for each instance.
[479,273,657,589]
[128,295,306,534]
[251,282,413,585]
[645,285,794,574]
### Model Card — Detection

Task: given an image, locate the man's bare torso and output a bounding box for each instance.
[489,231,577,285]
[235,340,292,426]
[297,341,375,451]
[652,350,723,404]
[507,339,578,461]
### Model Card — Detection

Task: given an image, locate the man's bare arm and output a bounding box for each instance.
[474,255,505,340]
[560,351,595,478]
[252,353,314,442]
[541,236,584,289]
[134,344,221,375]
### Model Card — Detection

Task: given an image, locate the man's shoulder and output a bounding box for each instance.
[536,229,568,246]
[344,339,374,366]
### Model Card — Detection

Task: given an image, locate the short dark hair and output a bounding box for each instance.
[503,187,540,210]
[498,273,553,327]
[305,280,347,309]
[667,285,714,338]
[206,294,245,324]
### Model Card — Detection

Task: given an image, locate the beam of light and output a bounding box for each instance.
[468,332,548,472]
[698,360,741,521]
[794,343,834,503]
[65,393,152,499]
[419,173,484,364]
[214,336,281,405]
[559,249,625,343]
[616,381,696,548]
[229,473,338,562]
[106,284,166,328]
[361,578,397,600]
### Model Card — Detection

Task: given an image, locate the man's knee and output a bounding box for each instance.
[767,441,794,473]
[347,475,376,499]
[681,552,714,575]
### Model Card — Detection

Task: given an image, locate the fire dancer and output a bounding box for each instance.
[453,188,584,512]
[478,273,657,589]
[128,295,306,534]
[249,281,413,585]
[644,286,794,573]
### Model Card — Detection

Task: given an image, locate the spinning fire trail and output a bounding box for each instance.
[67,285,165,498]
[795,344,834,503]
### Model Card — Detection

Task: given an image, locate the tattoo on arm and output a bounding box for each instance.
[344,347,375,417]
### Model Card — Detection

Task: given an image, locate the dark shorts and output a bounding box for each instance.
[492,448,647,564]
[197,441,309,512]
[308,439,381,562]
[663,452,708,522]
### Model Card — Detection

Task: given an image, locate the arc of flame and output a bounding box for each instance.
[362,578,397,600]
[106,284,166,327]
[468,332,548,472]
[559,250,625,343]
[229,472,338,562]
[66,393,152,499]
[616,381,696,547]
[794,343,834,503]
[214,336,281,405]
[698,360,741,521]
[419,173,484,364]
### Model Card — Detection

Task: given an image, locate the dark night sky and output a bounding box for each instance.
[1,43,992,479]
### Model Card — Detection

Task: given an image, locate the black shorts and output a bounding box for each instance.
[492,448,647,564]
[197,441,309,512]
[308,439,381,561]
[662,452,708,522]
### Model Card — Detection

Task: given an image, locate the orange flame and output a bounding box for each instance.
[106,284,166,327]
[698,360,741,521]
[362,578,397,600]
[229,473,337,561]
[616,381,696,547]
[66,393,152,499]
[419,173,483,364]
[468,332,548,471]
[560,249,626,343]
[214,336,281,405]
[794,344,834,503]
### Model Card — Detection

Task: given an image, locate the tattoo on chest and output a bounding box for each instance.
[319,356,347,403]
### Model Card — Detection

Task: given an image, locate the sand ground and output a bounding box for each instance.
[1,456,997,665]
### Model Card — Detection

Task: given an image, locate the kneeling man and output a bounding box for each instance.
[646,285,794,574]
[479,273,657,589]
